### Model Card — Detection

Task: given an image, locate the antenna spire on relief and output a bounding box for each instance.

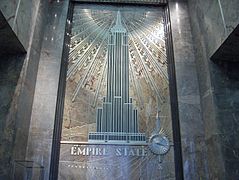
[111,11,126,33]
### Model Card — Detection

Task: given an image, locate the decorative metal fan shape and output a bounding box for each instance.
[67,6,168,108]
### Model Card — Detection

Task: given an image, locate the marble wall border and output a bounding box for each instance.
[49,1,184,179]
[25,0,71,179]
[49,2,74,179]
[164,5,184,180]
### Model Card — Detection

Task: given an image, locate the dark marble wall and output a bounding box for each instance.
[168,1,209,179]
[0,0,42,50]
[25,1,70,179]
[0,54,24,179]
[3,0,238,179]
[187,0,239,179]
[0,11,25,55]
[12,0,49,161]
[0,0,49,179]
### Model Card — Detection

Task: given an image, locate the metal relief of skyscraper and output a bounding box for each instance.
[88,11,146,144]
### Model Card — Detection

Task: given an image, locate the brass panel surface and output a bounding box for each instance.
[59,4,175,179]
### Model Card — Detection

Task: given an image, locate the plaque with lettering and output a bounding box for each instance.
[59,3,175,179]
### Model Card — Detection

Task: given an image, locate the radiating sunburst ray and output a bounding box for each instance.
[60,6,176,180]
[66,7,167,107]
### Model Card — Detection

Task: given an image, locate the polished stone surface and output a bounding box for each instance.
[188,0,239,57]
[220,0,239,36]
[0,0,49,179]
[169,2,208,179]
[188,0,239,179]
[2,0,238,179]
[0,54,24,179]
[12,0,49,164]
[211,25,239,80]
[59,144,175,180]
[211,24,239,62]
[0,0,41,50]
[0,11,25,55]
[25,1,70,179]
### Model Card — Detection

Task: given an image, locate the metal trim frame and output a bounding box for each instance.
[50,1,184,180]
[49,2,74,180]
[164,5,184,180]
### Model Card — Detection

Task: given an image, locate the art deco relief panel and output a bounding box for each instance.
[58,3,175,179]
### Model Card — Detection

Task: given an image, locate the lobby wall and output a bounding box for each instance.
[0,0,43,50]
[168,1,208,179]
[24,1,207,179]
[2,0,234,179]
[25,1,70,179]
[187,0,239,179]
[0,54,24,178]
[0,0,49,179]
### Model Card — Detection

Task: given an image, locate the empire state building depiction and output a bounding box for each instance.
[88,11,146,144]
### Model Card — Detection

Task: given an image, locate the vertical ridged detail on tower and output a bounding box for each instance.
[89,11,146,144]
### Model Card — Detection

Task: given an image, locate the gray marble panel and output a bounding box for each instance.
[215,93,239,111]
[220,0,239,35]
[34,60,61,96]
[181,136,207,180]
[0,0,49,178]
[30,93,57,129]
[201,0,225,56]
[0,0,43,50]
[175,62,200,97]
[192,49,212,97]
[25,1,70,179]
[211,25,239,64]
[0,55,24,120]
[12,0,33,49]
[216,110,239,179]
[0,0,18,27]
[30,0,49,53]
[12,46,43,161]
[170,3,195,63]
[0,11,26,55]
[178,103,203,137]
[205,134,225,179]
[216,111,239,134]
[200,93,218,138]
[187,0,239,178]
[0,54,25,179]
[169,1,208,179]
[188,0,239,57]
